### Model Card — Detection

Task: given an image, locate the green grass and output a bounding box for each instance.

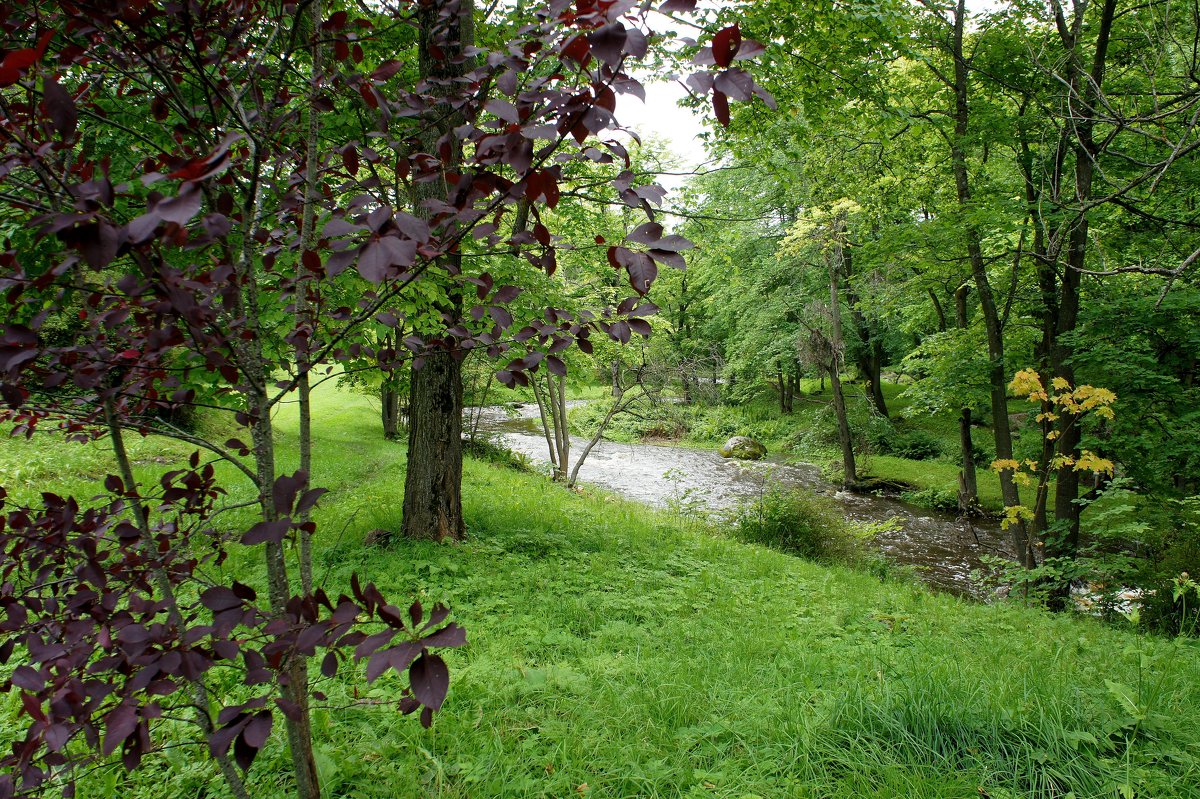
[4,385,1200,798]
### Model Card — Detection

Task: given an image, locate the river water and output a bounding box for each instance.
[468,403,1014,597]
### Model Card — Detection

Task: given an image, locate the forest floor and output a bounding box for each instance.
[3,384,1199,798]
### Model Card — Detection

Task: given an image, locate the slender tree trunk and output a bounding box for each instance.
[382,381,401,440]
[953,282,978,512]
[1044,0,1117,609]
[958,407,979,514]
[842,249,888,419]
[928,288,948,332]
[828,246,857,486]
[104,399,250,799]
[295,0,323,598]
[400,0,474,542]
[531,375,560,473]
[947,0,1032,566]
[233,139,322,799]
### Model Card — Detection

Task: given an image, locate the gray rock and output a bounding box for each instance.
[719,435,767,460]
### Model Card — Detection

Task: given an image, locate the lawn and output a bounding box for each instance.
[2,384,1198,798]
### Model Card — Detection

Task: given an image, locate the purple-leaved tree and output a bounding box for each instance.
[0,1,770,796]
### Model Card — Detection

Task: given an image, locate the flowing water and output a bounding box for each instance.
[468,402,1014,597]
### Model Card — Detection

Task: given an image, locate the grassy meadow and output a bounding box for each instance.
[2,383,1199,798]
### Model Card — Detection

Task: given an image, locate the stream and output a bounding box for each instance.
[468,402,1014,597]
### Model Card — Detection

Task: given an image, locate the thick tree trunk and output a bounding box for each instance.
[400,0,474,543]
[402,349,465,541]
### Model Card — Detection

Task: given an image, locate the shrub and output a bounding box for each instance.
[900,486,960,511]
[887,429,946,460]
[734,487,863,564]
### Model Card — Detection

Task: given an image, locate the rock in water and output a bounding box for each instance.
[719,436,766,460]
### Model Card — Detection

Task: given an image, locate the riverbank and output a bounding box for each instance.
[3,384,1199,798]
[568,380,1017,513]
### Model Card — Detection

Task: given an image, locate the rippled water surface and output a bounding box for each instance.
[468,403,1014,596]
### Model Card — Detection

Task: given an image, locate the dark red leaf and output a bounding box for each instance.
[713,90,730,126]
[408,653,450,710]
[628,318,653,337]
[242,519,291,546]
[241,712,272,749]
[157,185,203,225]
[10,665,44,692]
[587,23,627,67]
[627,222,663,246]
[370,59,405,82]
[712,25,742,68]
[545,356,567,378]
[102,704,138,756]
[41,77,77,138]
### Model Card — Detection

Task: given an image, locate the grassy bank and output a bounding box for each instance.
[3,386,1199,798]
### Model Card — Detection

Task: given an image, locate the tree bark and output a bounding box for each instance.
[402,350,465,541]
[958,406,980,515]
[400,0,474,543]
[295,0,323,598]
[841,247,888,419]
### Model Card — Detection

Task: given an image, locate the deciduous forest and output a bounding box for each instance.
[1,1,1199,797]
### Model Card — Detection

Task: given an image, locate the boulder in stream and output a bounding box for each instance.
[719,436,767,460]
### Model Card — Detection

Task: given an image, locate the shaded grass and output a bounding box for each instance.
[3,385,1199,798]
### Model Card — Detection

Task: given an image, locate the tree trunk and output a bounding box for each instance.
[948,0,1033,566]
[400,0,474,543]
[381,381,401,440]
[295,0,323,599]
[1043,0,1117,609]
[842,248,888,419]
[958,406,979,515]
[828,246,857,486]
[402,350,465,541]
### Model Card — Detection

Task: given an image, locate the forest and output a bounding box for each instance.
[0,0,1198,797]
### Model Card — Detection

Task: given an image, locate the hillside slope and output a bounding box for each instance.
[3,386,1198,799]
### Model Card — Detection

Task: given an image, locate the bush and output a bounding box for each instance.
[900,486,959,511]
[887,429,946,460]
[734,487,863,564]
[867,420,945,461]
